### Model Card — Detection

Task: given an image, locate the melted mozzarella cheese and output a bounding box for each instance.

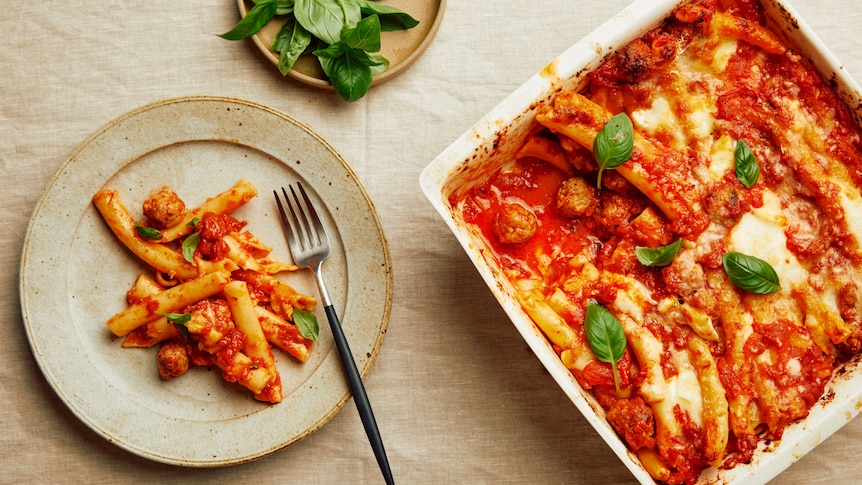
[711,38,738,72]
[839,190,862,249]
[632,97,684,143]
[613,279,705,427]
[668,350,705,427]
[707,134,735,180]
[729,190,808,292]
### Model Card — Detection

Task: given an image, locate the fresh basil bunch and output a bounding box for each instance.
[220,0,419,101]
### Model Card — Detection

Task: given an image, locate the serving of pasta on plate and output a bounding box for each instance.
[93,178,318,404]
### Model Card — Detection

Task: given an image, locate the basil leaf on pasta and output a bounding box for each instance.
[159,312,191,340]
[293,308,319,341]
[636,238,683,267]
[135,225,163,240]
[722,251,780,294]
[734,139,760,188]
[585,301,627,393]
[182,232,200,263]
[593,112,634,190]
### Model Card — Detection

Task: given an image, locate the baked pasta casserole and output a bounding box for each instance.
[449,0,862,483]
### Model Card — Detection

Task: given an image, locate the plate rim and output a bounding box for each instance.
[18,94,394,467]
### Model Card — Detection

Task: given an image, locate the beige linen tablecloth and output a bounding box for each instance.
[4,1,862,484]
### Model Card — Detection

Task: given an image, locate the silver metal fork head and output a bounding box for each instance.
[273,182,332,269]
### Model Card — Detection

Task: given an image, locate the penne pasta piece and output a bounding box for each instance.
[636,448,672,484]
[709,11,786,56]
[223,280,283,403]
[122,274,178,347]
[125,273,164,304]
[223,234,262,271]
[255,307,313,362]
[106,271,230,337]
[518,290,578,349]
[122,317,177,348]
[258,258,301,274]
[515,135,574,175]
[687,336,729,465]
[160,178,258,242]
[93,190,200,281]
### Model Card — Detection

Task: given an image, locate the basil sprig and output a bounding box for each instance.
[182,232,201,263]
[135,225,163,241]
[220,0,419,102]
[273,17,313,76]
[734,139,760,188]
[636,238,683,267]
[293,308,320,341]
[722,251,781,294]
[159,312,192,340]
[220,0,280,40]
[584,301,627,394]
[593,112,634,190]
[314,15,389,101]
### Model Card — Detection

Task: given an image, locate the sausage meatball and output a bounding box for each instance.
[555,177,599,218]
[142,186,186,229]
[606,396,656,451]
[157,341,190,380]
[494,203,537,244]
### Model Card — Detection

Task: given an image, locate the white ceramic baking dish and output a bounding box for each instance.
[420,0,862,483]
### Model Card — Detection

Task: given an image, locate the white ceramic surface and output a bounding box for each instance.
[420,0,862,483]
[20,96,393,467]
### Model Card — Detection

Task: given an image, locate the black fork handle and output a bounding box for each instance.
[325,305,395,485]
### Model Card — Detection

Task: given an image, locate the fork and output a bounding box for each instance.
[274,183,395,485]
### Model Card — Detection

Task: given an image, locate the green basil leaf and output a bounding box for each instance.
[294,0,361,45]
[318,55,334,77]
[722,251,781,294]
[342,14,381,52]
[135,225,163,240]
[584,301,627,393]
[293,308,319,341]
[593,112,634,190]
[273,16,313,75]
[276,0,296,15]
[219,0,278,40]
[734,139,760,188]
[313,41,349,59]
[182,232,201,263]
[186,217,201,228]
[358,0,419,31]
[367,52,389,75]
[636,238,683,267]
[315,46,373,101]
[159,312,191,340]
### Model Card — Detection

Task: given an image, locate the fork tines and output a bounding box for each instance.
[274,182,324,254]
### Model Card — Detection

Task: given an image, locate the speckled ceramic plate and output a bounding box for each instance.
[238,0,446,89]
[19,96,392,467]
